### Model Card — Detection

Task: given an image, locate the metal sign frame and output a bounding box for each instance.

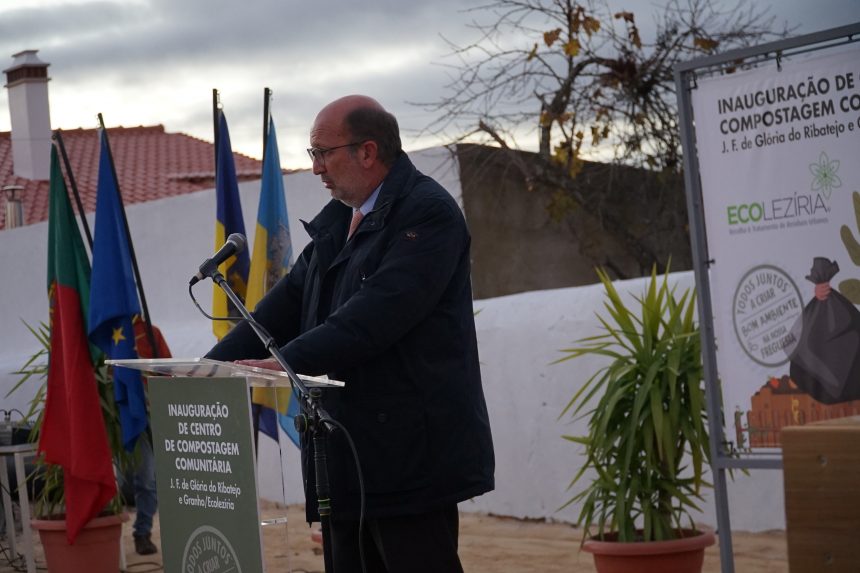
[674,23,860,573]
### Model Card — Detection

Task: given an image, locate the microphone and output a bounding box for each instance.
[189,233,246,286]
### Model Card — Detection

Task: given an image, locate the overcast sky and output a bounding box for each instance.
[1,0,858,169]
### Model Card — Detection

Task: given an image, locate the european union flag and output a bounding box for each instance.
[88,129,148,452]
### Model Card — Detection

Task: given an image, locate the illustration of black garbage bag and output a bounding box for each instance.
[788,257,860,404]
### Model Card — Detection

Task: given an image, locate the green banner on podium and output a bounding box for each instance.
[149,376,264,573]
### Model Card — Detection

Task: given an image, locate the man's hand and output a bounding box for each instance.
[235,358,284,371]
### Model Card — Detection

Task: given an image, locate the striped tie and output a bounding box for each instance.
[347,209,364,240]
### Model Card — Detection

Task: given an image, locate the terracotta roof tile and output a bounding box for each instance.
[0,124,265,230]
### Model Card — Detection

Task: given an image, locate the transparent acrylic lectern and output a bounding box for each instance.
[106,358,343,572]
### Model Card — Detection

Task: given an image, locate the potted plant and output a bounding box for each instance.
[10,321,133,573]
[557,267,715,573]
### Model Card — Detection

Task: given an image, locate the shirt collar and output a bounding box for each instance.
[357,183,382,216]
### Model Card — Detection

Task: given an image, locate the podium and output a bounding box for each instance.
[107,357,345,389]
[782,416,860,572]
[108,358,343,573]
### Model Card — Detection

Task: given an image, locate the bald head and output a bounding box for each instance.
[314,95,402,167]
[309,95,402,207]
[318,94,386,118]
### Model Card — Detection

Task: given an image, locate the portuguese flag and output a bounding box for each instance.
[39,144,116,543]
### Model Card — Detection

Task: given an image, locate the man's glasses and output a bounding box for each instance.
[306,142,363,164]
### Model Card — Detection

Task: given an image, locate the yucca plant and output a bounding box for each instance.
[557,267,710,543]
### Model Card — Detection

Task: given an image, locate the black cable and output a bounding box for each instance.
[188,284,234,323]
[188,284,309,419]
[0,535,48,571]
[0,538,24,569]
[122,560,163,572]
[1,409,26,421]
[318,417,367,573]
[190,273,367,573]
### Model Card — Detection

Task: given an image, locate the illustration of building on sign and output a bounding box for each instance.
[738,375,860,448]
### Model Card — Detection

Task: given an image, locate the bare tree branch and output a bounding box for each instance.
[414,0,791,271]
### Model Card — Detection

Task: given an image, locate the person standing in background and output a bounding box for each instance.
[130,315,171,556]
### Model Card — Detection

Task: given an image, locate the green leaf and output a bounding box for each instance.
[839,279,860,305]
[555,266,710,541]
[8,320,136,517]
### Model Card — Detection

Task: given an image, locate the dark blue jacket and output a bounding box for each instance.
[206,152,495,521]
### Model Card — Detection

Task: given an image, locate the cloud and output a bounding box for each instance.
[0,0,855,167]
[0,0,480,164]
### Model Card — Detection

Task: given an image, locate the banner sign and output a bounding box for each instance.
[150,376,264,572]
[690,42,860,449]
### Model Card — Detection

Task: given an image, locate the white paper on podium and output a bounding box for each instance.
[105,357,344,388]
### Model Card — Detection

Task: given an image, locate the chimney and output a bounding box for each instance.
[3,185,24,228]
[4,50,51,181]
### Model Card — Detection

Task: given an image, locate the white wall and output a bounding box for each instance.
[467,276,786,532]
[0,146,783,532]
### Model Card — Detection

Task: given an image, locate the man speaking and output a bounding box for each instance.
[206,95,495,573]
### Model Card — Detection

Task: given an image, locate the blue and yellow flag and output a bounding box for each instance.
[248,117,300,447]
[213,109,250,340]
[88,129,147,452]
[247,117,292,309]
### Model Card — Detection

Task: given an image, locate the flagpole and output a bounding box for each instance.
[213,89,220,173]
[262,87,271,160]
[53,130,94,251]
[96,113,160,359]
[250,87,274,454]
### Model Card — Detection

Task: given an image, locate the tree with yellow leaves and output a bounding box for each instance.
[420,0,789,275]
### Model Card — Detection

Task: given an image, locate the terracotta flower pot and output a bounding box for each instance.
[31,512,129,573]
[582,528,716,573]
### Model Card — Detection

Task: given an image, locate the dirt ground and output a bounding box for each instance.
[2,504,788,572]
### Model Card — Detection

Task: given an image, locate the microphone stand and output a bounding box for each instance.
[211,271,336,573]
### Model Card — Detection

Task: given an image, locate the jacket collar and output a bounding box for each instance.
[302,151,417,240]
